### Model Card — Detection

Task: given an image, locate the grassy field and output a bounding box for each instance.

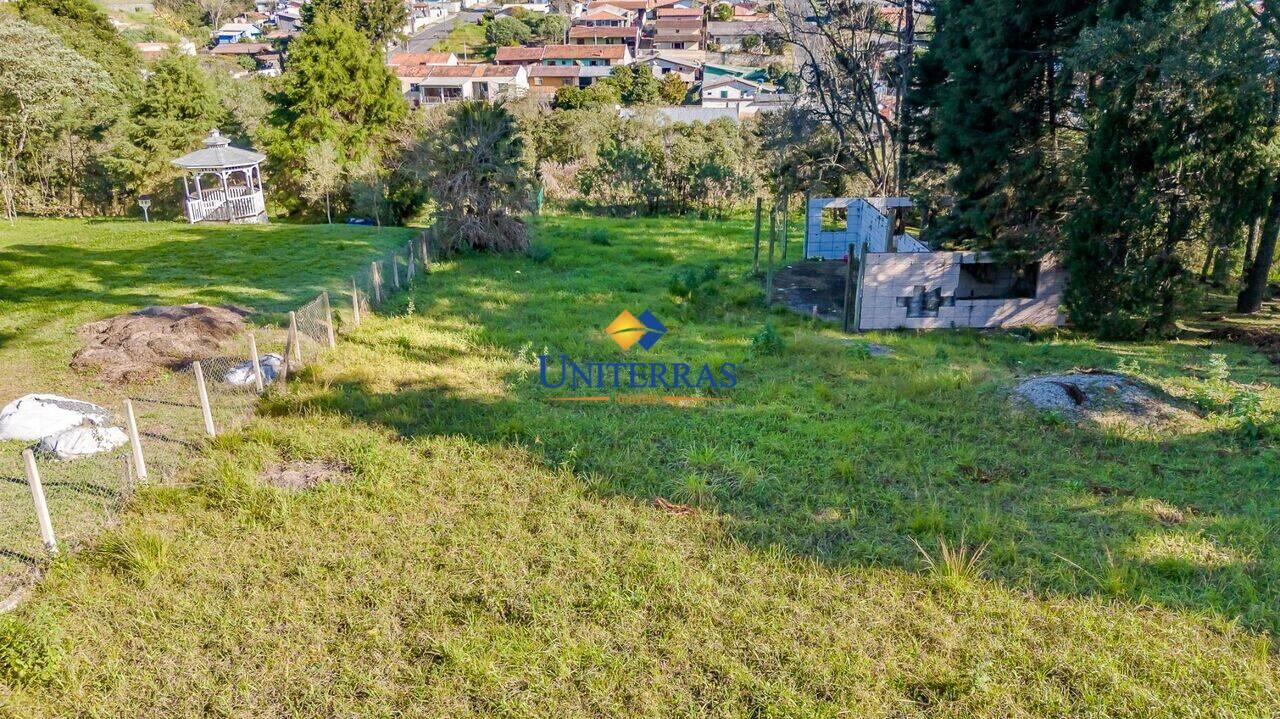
[434,19,494,61]
[1,213,1279,715]
[0,219,414,598]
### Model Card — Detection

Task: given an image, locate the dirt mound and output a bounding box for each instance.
[261,459,350,491]
[72,304,250,382]
[1205,326,1280,364]
[1014,372,1198,428]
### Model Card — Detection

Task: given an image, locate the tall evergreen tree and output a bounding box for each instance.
[1064,1,1272,337]
[265,15,405,212]
[108,54,223,200]
[916,0,1099,254]
[303,0,409,46]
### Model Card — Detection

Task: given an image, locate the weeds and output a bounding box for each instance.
[90,528,170,585]
[914,535,990,590]
[0,614,60,688]
[749,322,785,355]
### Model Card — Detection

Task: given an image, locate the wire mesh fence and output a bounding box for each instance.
[3,230,433,587]
[346,228,433,326]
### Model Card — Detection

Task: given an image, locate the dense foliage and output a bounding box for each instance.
[916,0,1280,336]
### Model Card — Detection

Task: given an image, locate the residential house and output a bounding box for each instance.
[569,25,641,51]
[396,64,529,106]
[497,44,631,66]
[209,42,282,75]
[700,76,767,110]
[634,49,703,82]
[274,7,302,32]
[389,51,459,67]
[652,17,704,50]
[215,22,263,44]
[576,7,632,25]
[705,20,783,51]
[656,7,701,18]
[703,61,767,84]
[528,65,583,96]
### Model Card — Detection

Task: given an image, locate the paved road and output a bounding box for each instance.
[403,10,485,53]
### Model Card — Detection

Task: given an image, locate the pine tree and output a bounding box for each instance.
[114,55,222,195]
[1064,2,1272,337]
[265,15,406,210]
[916,0,1099,254]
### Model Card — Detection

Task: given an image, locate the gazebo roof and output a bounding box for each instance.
[172,129,265,170]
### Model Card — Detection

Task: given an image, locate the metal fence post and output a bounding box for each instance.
[842,242,857,333]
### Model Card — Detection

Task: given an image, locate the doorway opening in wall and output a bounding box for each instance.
[956,261,1040,300]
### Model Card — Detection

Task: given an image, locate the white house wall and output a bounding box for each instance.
[857,252,1066,330]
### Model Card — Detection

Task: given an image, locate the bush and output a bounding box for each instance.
[750,322,785,355]
[0,614,60,688]
[527,242,553,263]
[585,228,612,246]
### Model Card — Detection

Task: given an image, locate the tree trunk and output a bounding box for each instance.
[325,193,332,224]
[1242,219,1259,275]
[1237,184,1280,313]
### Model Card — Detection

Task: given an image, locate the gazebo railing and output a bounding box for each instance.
[186,187,265,223]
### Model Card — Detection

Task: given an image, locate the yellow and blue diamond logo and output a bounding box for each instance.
[604,309,667,351]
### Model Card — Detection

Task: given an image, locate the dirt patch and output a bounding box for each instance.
[770,260,852,321]
[260,459,351,491]
[72,304,251,382]
[1013,372,1199,428]
[1205,326,1280,365]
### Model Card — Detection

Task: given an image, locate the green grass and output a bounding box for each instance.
[0,218,414,597]
[1,213,1279,715]
[434,19,493,61]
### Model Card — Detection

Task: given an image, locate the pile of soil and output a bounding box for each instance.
[770,260,851,321]
[1013,372,1198,428]
[261,459,350,491]
[1205,326,1280,365]
[72,304,250,382]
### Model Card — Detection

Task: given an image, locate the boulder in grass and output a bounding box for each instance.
[0,394,110,442]
[36,426,128,460]
[223,353,283,386]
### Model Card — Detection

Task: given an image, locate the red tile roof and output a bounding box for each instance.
[657,7,701,17]
[541,44,627,59]
[569,26,638,39]
[495,46,546,63]
[389,51,454,66]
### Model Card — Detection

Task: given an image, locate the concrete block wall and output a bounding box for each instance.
[857,252,1067,330]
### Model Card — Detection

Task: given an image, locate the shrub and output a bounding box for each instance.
[585,228,612,246]
[90,528,170,585]
[0,615,60,688]
[750,322,785,355]
[527,243,553,263]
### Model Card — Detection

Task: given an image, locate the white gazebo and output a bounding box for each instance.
[172,129,268,224]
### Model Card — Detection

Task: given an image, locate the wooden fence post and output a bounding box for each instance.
[765,206,777,307]
[780,193,790,262]
[123,399,148,482]
[406,241,416,281]
[22,449,57,556]
[193,360,216,437]
[288,311,301,363]
[322,291,336,348]
[351,277,362,327]
[392,254,401,289]
[371,261,382,304]
[752,197,762,274]
[842,242,856,333]
[248,332,265,392]
[852,242,868,332]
